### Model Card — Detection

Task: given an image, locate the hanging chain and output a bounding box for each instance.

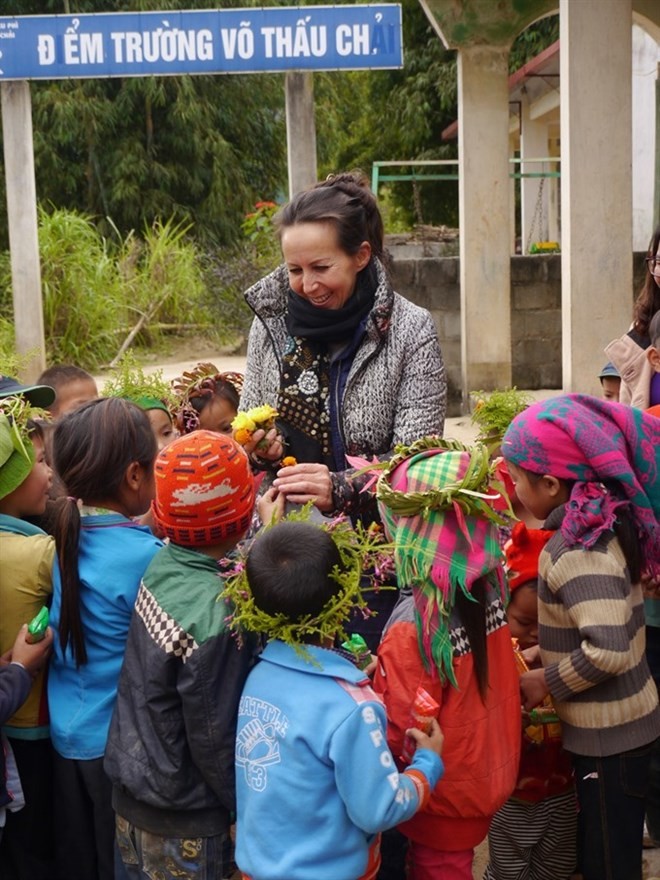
[412,179,424,227]
[525,175,545,254]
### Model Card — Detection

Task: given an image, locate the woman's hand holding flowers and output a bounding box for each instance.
[273,462,334,512]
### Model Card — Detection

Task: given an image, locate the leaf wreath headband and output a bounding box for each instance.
[221,505,395,657]
[366,436,512,525]
[172,362,244,434]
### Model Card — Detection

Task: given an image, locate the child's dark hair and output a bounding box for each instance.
[246,522,342,623]
[25,418,45,444]
[633,225,660,338]
[275,170,388,269]
[189,377,240,415]
[516,465,642,584]
[649,310,660,349]
[37,363,95,389]
[456,581,489,703]
[52,398,156,666]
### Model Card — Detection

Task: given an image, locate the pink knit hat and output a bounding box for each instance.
[152,430,254,547]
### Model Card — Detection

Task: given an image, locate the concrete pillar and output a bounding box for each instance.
[457,45,511,408]
[1,81,45,382]
[560,0,633,394]
[632,24,658,250]
[285,72,318,199]
[520,97,549,252]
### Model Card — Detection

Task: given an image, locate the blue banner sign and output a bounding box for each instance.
[0,6,402,80]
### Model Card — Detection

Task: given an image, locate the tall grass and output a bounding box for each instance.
[38,207,126,368]
[0,208,218,370]
[118,217,210,332]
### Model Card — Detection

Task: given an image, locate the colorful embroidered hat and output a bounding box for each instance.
[504,521,555,591]
[376,437,508,685]
[152,430,254,547]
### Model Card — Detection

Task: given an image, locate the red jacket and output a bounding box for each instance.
[372,590,521,851]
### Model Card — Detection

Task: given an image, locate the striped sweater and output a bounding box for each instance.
[538,505,660,757]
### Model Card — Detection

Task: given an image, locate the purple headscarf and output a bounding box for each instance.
[502,394,660,576]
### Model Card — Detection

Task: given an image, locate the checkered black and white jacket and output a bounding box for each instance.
[104,542,256,838]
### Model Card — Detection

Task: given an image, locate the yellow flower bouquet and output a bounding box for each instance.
[232,404,279,447]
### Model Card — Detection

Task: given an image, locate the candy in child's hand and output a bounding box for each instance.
[341,634,371,669]
[402,686,440,762]
[26,606,49,644]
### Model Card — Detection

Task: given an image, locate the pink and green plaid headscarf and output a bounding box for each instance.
[502,394,660,577]
[377,444,506,686]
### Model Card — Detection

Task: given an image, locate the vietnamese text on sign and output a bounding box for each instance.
[0,6,403,80]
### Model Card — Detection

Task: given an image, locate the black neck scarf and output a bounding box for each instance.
[277,262,378,467]
[285,262,377,344]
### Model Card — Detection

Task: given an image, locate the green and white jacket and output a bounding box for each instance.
[104,542,255,838]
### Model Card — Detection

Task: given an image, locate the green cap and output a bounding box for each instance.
[0,413,35,500]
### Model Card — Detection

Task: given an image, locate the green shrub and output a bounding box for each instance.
[0,202,284,368]
[200,200,283,350]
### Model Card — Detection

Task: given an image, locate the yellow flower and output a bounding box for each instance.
[247,404,278,427]
[281,456,297,467]
[231,411,257,434]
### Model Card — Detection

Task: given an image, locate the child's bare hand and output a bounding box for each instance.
[520,667,549,711]
[521,644,541,667]
[8,625,53,677]
[257,486,285,524]
[406,717,444,758]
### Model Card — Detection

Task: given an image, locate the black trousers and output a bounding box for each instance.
[573,741,654,880]
[0,737,57,880]
[52,752,117,880]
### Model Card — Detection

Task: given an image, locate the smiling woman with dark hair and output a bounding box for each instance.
[240,171,447,518]
[239,171,447,647]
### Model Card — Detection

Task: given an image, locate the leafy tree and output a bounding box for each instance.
[0,0,287,248]
[315,7,558,229]
[509,14,559,72]
[316,0,459,228]
[0,0,561,252]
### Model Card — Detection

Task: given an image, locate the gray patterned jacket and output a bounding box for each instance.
[241,260,447,513]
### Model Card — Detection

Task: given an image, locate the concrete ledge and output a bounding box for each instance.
[391,251,645,416]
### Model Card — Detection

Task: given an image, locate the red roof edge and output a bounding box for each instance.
[441,39,560,141]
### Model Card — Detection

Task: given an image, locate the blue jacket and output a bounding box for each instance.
[235,641,443,880]
[48,513,163,759]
